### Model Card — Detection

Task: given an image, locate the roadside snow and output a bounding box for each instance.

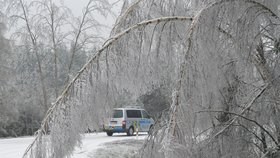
[93,139,144,158]
[0,132,147,158]
[0,136,34,158]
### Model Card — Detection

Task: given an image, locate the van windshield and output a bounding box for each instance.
[113,110,123,118]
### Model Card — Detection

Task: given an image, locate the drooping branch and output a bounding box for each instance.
[204,0,279,20]
[22,0,280,157]
[111,0,142,33]
[158,0,271,151]
[22,15,193,158]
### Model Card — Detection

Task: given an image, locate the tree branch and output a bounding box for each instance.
[22,16,193,157]
[196,109,279,146]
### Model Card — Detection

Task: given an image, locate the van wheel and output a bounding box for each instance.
[127,127,134,136]
[106,132,113,136]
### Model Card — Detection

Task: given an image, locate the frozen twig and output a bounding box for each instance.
[196,109,279,146]
[208,84,269,142]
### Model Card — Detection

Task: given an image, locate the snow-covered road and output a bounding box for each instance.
[0,132,147,158]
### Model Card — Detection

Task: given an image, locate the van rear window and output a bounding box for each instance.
[113,110,123,118]
[126,110,142,118]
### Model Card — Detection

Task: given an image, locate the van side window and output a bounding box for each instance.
[126,110,142,118]
[142,110,150,118]
[113,110,123,118]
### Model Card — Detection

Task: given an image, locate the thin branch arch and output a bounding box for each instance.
[22,16,193,158]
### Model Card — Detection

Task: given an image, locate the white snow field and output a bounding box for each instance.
[0,132,147,158]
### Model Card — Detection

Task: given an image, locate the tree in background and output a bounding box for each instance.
[0,0,112,137]
[66,0,112,81]
[0,12,19,137]
[37,0,70,97]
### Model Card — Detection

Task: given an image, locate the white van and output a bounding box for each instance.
[103,107,154,136]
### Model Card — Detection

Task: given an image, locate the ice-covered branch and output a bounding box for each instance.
[22,15,193,158]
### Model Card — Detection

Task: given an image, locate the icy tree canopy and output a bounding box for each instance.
[23,0,280,158]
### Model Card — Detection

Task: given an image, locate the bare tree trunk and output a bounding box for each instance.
[54,45,58,98]
[34,48,48,113]
[49,1,59,98]
[19,0,48,113]
[66,0,91,83]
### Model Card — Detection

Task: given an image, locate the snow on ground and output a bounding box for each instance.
[72,132,147,158]
[0,136,34,158]
[93,139,145,158]
[0,132,147,158]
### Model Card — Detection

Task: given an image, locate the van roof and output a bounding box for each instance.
[114,107,144,110]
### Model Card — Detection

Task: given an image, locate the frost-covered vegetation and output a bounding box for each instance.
[0,0,111,137]
[1,0,280,158]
